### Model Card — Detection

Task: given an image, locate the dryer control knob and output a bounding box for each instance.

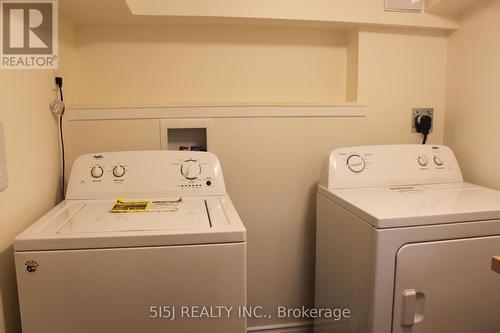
[91,166,104,178]
[181,160,201,180]
[113,165,126,177]
[347,154,366,173]
[433,156,444,166]
[418,156,428,167]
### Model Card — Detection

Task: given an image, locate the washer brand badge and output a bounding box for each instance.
[25,260,39,274]
[1,0,58,69]
[93,154,104,159]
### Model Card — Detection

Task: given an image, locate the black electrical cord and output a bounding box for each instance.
[422,133,428,145]
[59,115,65,199]
[55,77,65,199]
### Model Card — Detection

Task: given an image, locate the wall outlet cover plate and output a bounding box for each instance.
[411,108,434,133]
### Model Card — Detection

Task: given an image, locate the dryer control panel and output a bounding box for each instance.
[66,151,226,199]
[320,145,463,189]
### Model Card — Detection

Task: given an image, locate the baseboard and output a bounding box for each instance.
[247,321,313,333]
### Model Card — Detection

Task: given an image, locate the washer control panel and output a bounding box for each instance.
[173,158,216,189]
[320,145,463,189]
[88,161,126,181]
[66,151,226,199]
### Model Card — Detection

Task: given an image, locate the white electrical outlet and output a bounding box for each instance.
[0,122,8,191]
[51,72,60,91]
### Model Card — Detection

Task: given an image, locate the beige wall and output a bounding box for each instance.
[76,24,348,106]
[0,71,58,333]
[444,0,500,190]
[66,23,448,328]
[0,16,76,333]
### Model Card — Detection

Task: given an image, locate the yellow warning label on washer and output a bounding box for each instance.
[110,198,182,213]
[110,199,149,213]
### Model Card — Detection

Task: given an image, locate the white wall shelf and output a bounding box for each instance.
[66,105,367,121]
[426,0,486,16]
[60,0,459,30]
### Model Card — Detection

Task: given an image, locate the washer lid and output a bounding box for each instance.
[14,196,246,251]
[323,182,500,228]
[58,198,210,234]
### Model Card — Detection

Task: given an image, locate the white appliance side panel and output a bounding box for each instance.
[392,236,500,333]
[15,243,246,333]
[314,193,374,333]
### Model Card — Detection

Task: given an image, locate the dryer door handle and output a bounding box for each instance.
[401,289,426,326]
[401,289,416,326]
[492,256,500,274]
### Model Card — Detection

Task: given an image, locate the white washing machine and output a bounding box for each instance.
[315,145,500,333]
[15,151,246,333]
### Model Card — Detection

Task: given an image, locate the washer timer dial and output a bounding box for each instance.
[347,154,366,173]
[181,160,201,180]
[90,166,104,178]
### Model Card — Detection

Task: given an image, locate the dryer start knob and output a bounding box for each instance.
[347,154,366,173]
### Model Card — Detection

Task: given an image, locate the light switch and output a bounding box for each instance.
[0,122,8,191]
[385,0,423,12]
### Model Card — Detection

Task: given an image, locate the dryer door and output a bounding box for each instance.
[392,236,500,333]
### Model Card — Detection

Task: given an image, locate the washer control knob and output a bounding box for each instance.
[347,154,366,173]
[91,166,104,178]
[433,156,444,166]
[113,165,126,177]
[181,160,201,180]
[418,156,428,167]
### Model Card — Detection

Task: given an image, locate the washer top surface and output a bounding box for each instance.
[321,182,500,228]
[15,196,245,251]
[58,198,210,234]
